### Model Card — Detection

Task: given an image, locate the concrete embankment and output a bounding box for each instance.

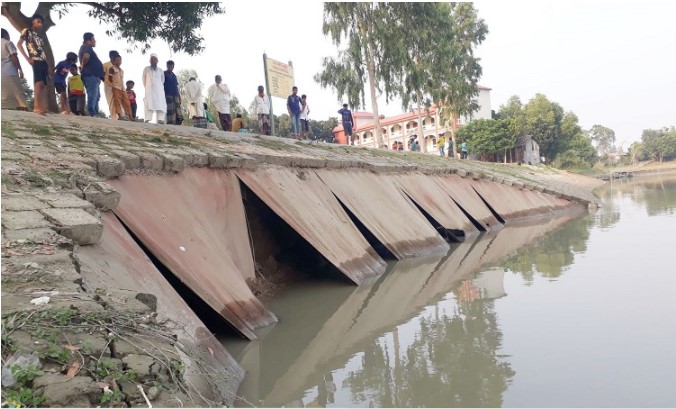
[1,110,603,406]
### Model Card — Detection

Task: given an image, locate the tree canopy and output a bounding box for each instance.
[1,2,224,111]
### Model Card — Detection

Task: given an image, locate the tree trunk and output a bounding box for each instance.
[504,148,507,164]
[366,40,383,148]
[2,2,59,112]
[449,111,458,158]
[416,95,426,154]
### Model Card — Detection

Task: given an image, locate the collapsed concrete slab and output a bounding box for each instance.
[431,174,502,230]
[109,168,277,340]
[315,169,449,259]
[392,172,480,239]
[235,167,387,284]
[77,213,244,403]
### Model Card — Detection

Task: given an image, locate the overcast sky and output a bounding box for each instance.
[3,1,675,147]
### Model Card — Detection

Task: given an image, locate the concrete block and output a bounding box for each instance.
[83,182,121,211]
[139,153,164,171]
[208,152,229,168]
[111,150,141,170]
[1,195,50,211]
[93,155,125,178]
[513,181,525,189]
[39,208,103,245]
[456,170,468,177]
[160,154,185,173]
[1,211,52,230]
[35,193,96,215]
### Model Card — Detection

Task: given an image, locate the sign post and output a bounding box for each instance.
[263,54,295,136]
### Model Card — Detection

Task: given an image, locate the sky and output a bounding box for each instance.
[3,1,675,147]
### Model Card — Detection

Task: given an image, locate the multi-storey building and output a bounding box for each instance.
[333,85,492,153]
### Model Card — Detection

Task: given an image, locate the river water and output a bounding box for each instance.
[221,175,676,408]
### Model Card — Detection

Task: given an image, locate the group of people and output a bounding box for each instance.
[0,15,265,132]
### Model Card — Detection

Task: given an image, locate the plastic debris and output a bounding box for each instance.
[30,296,50,306]
[1,350,41,387]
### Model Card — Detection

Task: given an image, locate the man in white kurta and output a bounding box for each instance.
[142,54,166,123]
[184,77,204,118]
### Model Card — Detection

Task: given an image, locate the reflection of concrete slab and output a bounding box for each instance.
[236,167,386,284]
[392,172,479,238]
[316,169,449,259]
[473,267,507,299]
[431,174,502,230]
[231,212,587,406]
[78,212,244,404]
[110,168,276,340]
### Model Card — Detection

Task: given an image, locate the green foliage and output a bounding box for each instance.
[45,342,70,364]
[100,388,124,405]
[10,364,44,385]
[457,118,513,158]
[20,77,34,111]
[640,126,676,161]
[83,3,225,55]
[2,386,46,408]
[308,117,339,143]
[589,124,617,157]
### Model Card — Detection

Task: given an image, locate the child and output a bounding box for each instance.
[107,54,132,120]
[54,52,77,114]
[125,80,137,120]
[67,64,86,116]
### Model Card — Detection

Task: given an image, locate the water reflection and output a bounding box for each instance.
[606,175,676,217]
[225,213,582,407]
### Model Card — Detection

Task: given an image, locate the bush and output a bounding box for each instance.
[552,150,592,170]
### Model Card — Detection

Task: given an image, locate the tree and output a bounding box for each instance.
[308,117,339,143]
[177,68,201,125]
[522,94,564,160]
[589,124,616,159]
[20,77,34,111]
[315,3,400,147]
[641,126,676,162]
[1,2,224,112]
[456,118,513,162]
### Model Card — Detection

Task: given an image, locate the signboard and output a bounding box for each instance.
[265,57,295,99]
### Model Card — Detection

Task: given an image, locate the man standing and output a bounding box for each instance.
[78,32,104,117]
[437,133,446,157]
[164,60,181,125]
[286,86,301,138]
[300,94,310,140]
[254,85,271,135]
[338,103,354,145]
[461,141,468,159]
[17,15,49,115]
[102,50,119,118]
[142,54,166,124]
[184,77,205,128]
[207,75,231,131]
[54,52,77,114]
[1,28,28,111]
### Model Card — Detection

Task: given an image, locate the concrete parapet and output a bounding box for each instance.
[81,181,121,211]
[39,208,103,245]
[139,152,164,171]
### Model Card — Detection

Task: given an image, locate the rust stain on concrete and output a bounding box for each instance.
[430,174,502,230]
[392,172,479,238]
[315,169,449,259]
[235,167,387,284]
[77,212,244,400]
[109,168,277,340]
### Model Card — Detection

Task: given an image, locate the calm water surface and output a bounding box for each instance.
[222,175,676,407]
